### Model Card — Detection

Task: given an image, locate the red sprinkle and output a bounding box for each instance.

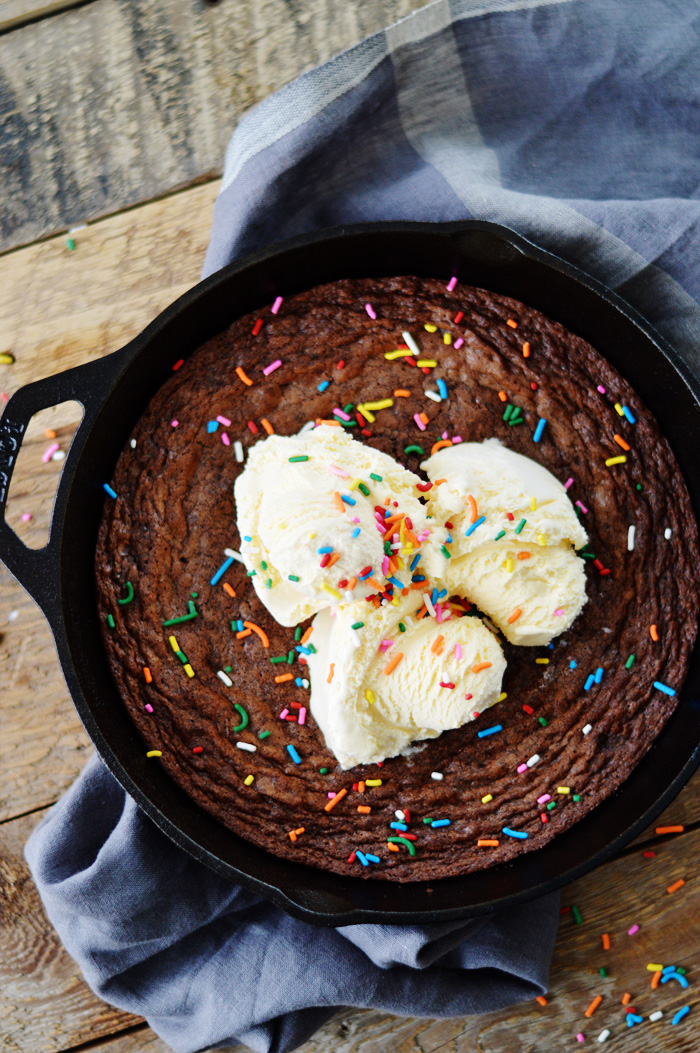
[439,681,456,689]
[404,357,417,367]
[172,358,184,371]
[444,520,453,529]
[560,906,571,914]
[252,318,263,336]
[247,420,259,434]
[401,832,417,841]
[361,429,372,437]
[192,746,203,753]
[377,760,384,767]
[360,566,373,577]
[337,579,348,588]
[453,311,464,324]
[541,813,548,823]
[337,359,345,369]
[284,714,298,722]
[347,850,357,863]
[507,512,515,521]
[522,704,534,714]
[643,850,656,858]
[320,553,331,568]
[421,366,431,375]
[403,809,411,822]
[531,382,538,390]
[416,482,433,492]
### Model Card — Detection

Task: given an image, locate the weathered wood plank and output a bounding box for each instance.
[0,0,431,253]
[3,805,699,1053]
[0,0,87,34]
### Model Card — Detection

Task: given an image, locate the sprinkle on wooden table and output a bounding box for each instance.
[627,924,639,936]
[621,993,631,1005]
[656,825,684,834]
[667,879,685,894]
[535,996,547,1006]
[651,970,662,989]
[571,905,582,925]
[597,1028,610,1042]
[584,995,603,1018]
[602,933,610,950]
[324,787,347,811]
[672,1005,690,1025]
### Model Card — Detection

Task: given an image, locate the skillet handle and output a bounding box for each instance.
[0,355,120,611]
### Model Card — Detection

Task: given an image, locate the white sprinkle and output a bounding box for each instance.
[130,438,137,448]
[234,441,244,462]
[350,628,361,648]
[395,809,405,821]
[68,224,87,234]
[597,1029,610,1043]
[526,753,540,768]
[431,771,444,781]
[582,723,593,735]
[664,527,672,539]
[301,679,309,689]
[627,524,635,551]
[425,390,442,403]
[8,610,18,622]
[402,331,421,356]
[217,670,233,687]
[403,615,414,627]
[424,594,436,618]
[299,420,316,434]
[343,591,354,603]
[51,450,65,461]
[224,548,245,563]
[236,741,257,752]
[649,1011,663,1022]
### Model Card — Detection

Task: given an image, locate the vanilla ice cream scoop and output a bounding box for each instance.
[234,425,446,626]
[422,440,588,644]
[306,595,506,769]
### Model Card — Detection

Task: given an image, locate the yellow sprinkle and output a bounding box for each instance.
[365,779,382,787]
[357,404,376,423]
[244,774,255,786]
[424,323,437,332]
[184,664,195,678]
[530,497,537,510]
[646,963,665,972]
[537,533,547,546]
[535,658,550,665]
[384,349,414,360]
[363,398,394,411]
[498,692,507,702]
[605,455,627,466]
[506,558,514,573]
[365,689,375,704]
[169,635,179,652]
[322,582,341,599]
[146,750,162,758]
[348,477,362,490]
[416,359,437,367]
[481,794,493,804]
[443,332,452,344]
[614,402,625,416]
[557,786,571,794]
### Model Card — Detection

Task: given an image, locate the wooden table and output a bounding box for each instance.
[1,3,699,1051]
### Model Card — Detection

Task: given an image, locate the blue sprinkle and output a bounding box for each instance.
[437,588,447,599]
[533,418,547,443]
[662,971,689,988]
[207,420,219,433]
[243,535,252,542]
[390,822,407,831]
[365,853,380,863]
[388,576,404,589]
[627,1013,643,1027]
[236,619,245,632]
[672,1005,690,1025]
[294,677,304,687]
[662,965,677,974]
[410,553,422,571]
[584,674,595,691]
[436,378,448,400]
[502,827,528,840]
[210,555,235,586]
[317,546,333,554]
[296,645,312,655]
[569,660,578,670]
[445,534,453,543]
[352,527,361,538]
[341,495,356,506]
[594,667,604,684]
[286,744,301,764]
[478,725,502,738]
[103,484,117,499]
[431,819,450,828]
[317,380,330,393]
[359,569,373,580]
[355,850,369,867]
[412,574,426,582]
[622,405,636,424]
[654,680,676,696]
[465,515,486,537]
[431,588,438,605]
[548,642,555,650]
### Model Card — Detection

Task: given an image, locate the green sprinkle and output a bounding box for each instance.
[494,529,506,540]
[625,654,635,669]
[441,545,451,558]
[547,801,557,810]
[289,574,300,582]
[287,650,295,664]
[232,703,249,731]
[294,626,302,641]
[503,404,513,421]
[107,614,115,628]
[370,473,382,481]
[581,551,596,559]
[162,607,198,626]
[384,541,392,555]
[307,643,317,654]
[288,455,310,462]
[678,966,687,975]
[319,767,328,774]
[358,482,370,496]
[636,483,643,491]
[599,966,607,978]
[508,416,523,426]
[573,794,581,802]
[191,592,198,598]
[571,905,583,925]
[270,656,287,663]
[351,622,364,630]
[538,717,548,727]
[224,666,232,673]
[175,650,188,664]
[247,570,256,577]
[340,419,357,428]
[404,445,424,455]
[258,729,271,740]
[261,560,267,570]
[422,817,434,824]
[514,518,526,534]
[265,578,272,589]
[344,403,354,413]
[117,581,134,605]
[66,237,76,251]
[387,835,416,856]
[398,622,406,633]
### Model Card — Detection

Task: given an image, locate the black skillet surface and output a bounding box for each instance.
[1,221,700,925]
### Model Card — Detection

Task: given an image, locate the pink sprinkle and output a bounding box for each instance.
[537,794,551,805]
[351,516,361,523]
[381,556,390,576]
[171,419,178,427]
[328,463,349,478]
[21,513,31,522]
[597,384,606,394]
[517,763,528,774]
[436,604,443,624]
[145,704,154,713]
[279,708,289,720]
[327,791,337,799]
[442,430,449,440]
[452,435,462,443]
[376,522,386,534]
[380,639,393,653]
[271,296,283,315]
[576,1035,585,1043]
[447,276,458,292]
[365,303,377,319]
[298,707,307,725]
[221,433,230,446]
[216,415,231,427]
[413,413,426,431]
[628,924,639,936]
[564,477,574,489]
[455,643,462,660]
[454,337,464,349]
[42,443,59,462]
[333,407,351,421]
[263,359,282,376]
[1,393,8,402]
[575,500,588,514]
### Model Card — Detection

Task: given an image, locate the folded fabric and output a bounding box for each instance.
[27,0,700,1049]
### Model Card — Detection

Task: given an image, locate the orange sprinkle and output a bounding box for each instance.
[223,582,236,597]
[358,780,365,793]
[143,667,152,683]
[602,933,610,950]
[667,879,685,894]
[243,621,269,647]
[467,494,478,523]
[650,972,662,990]
[275,673,294,684]
[327,663,335,684]
[357,805,371,814]
[366,577,384,590]
[430,439,453,455]
[384,652,404,675]
[301,627,313,645]
[472,661,493,673]
[656,825,684,834]
[498,391,507,402]
[394,389,411,397]
[584,995,602,1018]
[522,342,531,358]
[535,996,547,1006]
[622,992,632,1005]
[506,318,518,329]
[324,787,347,812]
[334,491,345,513]
[384,497,391,506]
[650,624,659,641]
[431,634,445,654]
[235,366,253,386]
[347,576,358,591]
[507,608,522,624]
[517,551,531,560]
[288,830,298,842]
[416,604,428,619]
[419,411,429,425]
[387,841,400,851]
[45,428,57,439]
[316,418,340,426]
[236,628,252,639]
[433,478,447,486]
[614,434,631,451]
[326,552,340,569]
[260,418,274,435]
[478,839,500,847]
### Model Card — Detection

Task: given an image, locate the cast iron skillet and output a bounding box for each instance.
[2,221,700,926]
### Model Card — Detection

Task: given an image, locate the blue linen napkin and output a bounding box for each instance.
[26,0,700,1049]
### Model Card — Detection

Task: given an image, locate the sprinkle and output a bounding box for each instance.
[576,1035,584,1043]
[424,323,437,332]
[575,500,588,514]
[247,420,258,435]
[614,402,624,416]
[447,276,458,291]
[365,779,382,787]
[431,819,450,828]
[387,836,416,855]
[605,455,626,466]
[383,651,404,675]
[597,1029,610,1042]
[402,331,421,356]
[103,483,117,499]
[665,527,672,539]
[146,750,162,758]
[535,658,549,665]
[385,349,413,360]
[365,303,377,319]
[454,337,464,349]
[324,787,347,811]
[662,971,689,988]
[527,754,540,768]
[234,441,244,462]
[252,318,263,335]
[646,962,664,971]
[478,839,500,847]
[585,996,603,1018]
[436,378,448,399]
[363,398,394,411]
[318,380,330,393]
[416,359,437,368]
[327,663,335,684]
[622,405,636,423]
[261,418,274,435]
[472,661,492,673]
[627,924,639,935]
[287,744,301,764]
[514,517,526,534]
[235,366,253,386]
[538,794,551,805]
[465,515,486,537]
[672,1006,690,1025]
[654,681,676,696]
[237,741,257,752]
[431,771,444,781]
[502,827,528,840]
[478,725,502,738]
[622,993,631,1005]
[656,825,684,834]
[533,419,546,443]
[217,670,233,687]
[625,654,635,669]
[172,359,184,371]
[626,524,636,552]
[271,296,283,314]
[412,413,427,431]
[584,674,595,691]
[522,342,531,358]
[425,390,441,403]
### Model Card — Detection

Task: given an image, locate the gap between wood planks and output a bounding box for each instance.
[0,0,96,36]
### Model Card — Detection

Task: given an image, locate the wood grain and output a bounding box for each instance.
[0,0,431,253]
[0,0,87,34]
